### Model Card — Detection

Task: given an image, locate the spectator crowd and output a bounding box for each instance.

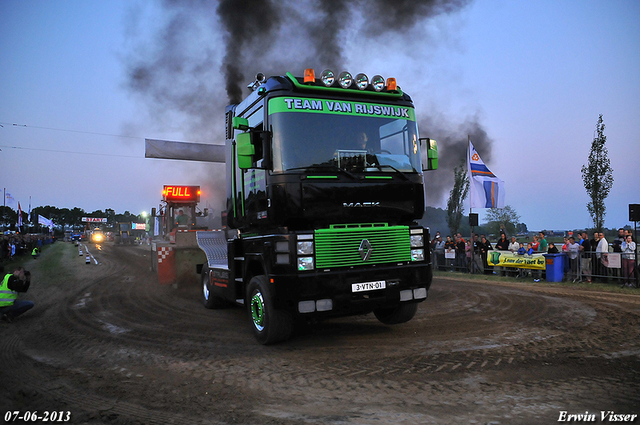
[1,233,55,263]
[431,228,638,287]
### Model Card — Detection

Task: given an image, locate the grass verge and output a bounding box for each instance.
[433,269,639,294]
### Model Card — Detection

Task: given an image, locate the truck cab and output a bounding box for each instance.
[201,69,438,344]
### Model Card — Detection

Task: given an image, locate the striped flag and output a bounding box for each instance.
[18,202,23,228]
[467,140,505,208]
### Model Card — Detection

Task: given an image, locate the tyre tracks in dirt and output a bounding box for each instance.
[2,242,640,424]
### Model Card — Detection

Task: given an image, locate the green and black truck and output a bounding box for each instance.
[197,68,439,344]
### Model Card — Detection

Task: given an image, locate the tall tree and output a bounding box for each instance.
[581,114,614,231]
[446,162,469,236]
[484,205,521,237]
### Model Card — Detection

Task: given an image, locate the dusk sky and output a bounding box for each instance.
[1,0,638,232]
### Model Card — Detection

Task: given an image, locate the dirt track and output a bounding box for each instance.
[1,241,639,424]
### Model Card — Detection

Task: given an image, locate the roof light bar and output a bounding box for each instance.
[287,69,403,97]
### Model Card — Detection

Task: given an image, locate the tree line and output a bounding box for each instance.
[0,205,143,230]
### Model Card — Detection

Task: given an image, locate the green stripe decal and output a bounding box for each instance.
[306,175,338,179]
[268,97,416,121]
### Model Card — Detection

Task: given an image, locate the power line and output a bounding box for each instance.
[0,144,141,159]
[0,121,142,139]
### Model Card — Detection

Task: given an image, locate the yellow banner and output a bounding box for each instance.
[488,251,546,270]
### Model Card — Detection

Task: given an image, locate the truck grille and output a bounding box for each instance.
[315,224,411,269]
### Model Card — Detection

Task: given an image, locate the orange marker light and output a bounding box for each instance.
[386,77,397,91]
[304,68,315,84]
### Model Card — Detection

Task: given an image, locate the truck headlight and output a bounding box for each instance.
[297,241,314,255]
[298,257,314,271]
[410,235,423,248]
[411,249,424,261]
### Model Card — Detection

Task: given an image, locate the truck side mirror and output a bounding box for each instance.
[232,117,249,131]
[236,132,255,169]
[236,130,272,170]
[420,138,438,171]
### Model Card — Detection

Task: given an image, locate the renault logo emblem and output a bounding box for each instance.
[359,239,373,261]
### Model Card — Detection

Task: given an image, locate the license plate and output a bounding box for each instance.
[352,280,386,292]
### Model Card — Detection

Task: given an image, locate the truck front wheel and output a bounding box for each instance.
[373,302,418,325]
[247,275,293,345]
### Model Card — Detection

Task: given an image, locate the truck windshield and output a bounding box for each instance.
[269,97,421,174]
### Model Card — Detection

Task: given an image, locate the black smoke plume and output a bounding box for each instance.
[217,0,282,104]
[125,0,488,207]
[418,115,493,205]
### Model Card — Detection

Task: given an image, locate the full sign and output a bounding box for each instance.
[162,185,200,203]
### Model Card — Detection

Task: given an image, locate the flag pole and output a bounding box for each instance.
[468,135,476,273]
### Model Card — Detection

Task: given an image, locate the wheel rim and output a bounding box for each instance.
[250,292,265,331]
[203,276,209,300]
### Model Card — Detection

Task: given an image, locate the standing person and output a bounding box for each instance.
[444,236,456,271]
[596,232,609,283]
[612,228,626,253]
[508,236,519,253]
[567,237,580,282]
[579,232,592,283]
[0,267,34,323]
[531,235,540,252]
[431,231,441,268]
[496,234,509,251]
[480,235,493,275]
[561,237,569,253]
[611,228,626,279]
[621,235,637,287]
[465,239,473,272]
[495,233,509,276]
[538,232,548,253]
[471,234,483,274]
[434,235,445,271]
[591,232,600,281]
[455,235,466,272]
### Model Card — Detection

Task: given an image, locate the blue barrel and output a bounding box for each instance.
[543,253,566,282]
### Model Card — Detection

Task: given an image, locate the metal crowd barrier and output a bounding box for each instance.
[433,247,638,287]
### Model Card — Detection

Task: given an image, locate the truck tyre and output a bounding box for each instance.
[202,267,226,309]
[373,302,418,325]
[247,275,293,345]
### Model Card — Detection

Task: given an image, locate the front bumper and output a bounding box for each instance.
[269,261,432,318]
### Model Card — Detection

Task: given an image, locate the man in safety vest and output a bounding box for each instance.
[0,267,34,323]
